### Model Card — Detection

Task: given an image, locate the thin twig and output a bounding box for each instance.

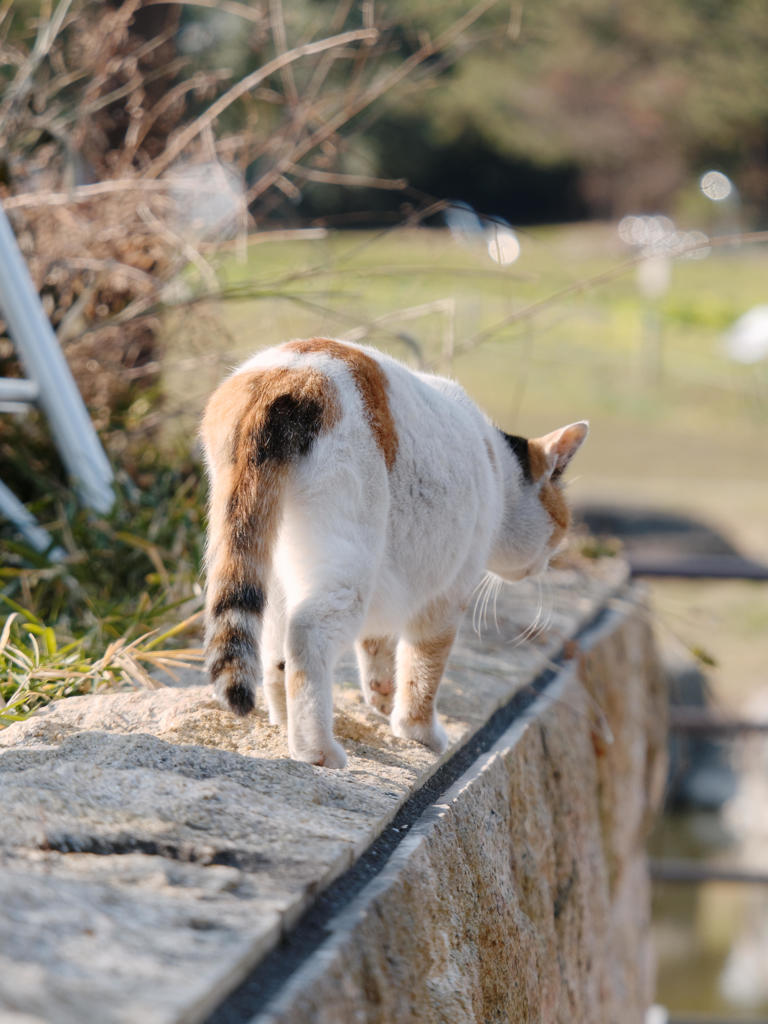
[144,27,378,178]
[269,0,300,108]
[3,179,174,209]
[0,0,74,134]
[121,70,231,171]
[243,0,499,204]
[143,0,268,25]
[292,167,408,190]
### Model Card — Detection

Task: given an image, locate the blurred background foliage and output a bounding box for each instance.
[4,0,768,226]
[378,0,768,222]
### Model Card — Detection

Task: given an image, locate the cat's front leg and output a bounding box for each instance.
[355,635,397,716]
[390,624,455,755]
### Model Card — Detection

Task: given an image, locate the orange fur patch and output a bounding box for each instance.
[399,629,455,724]
[539,481,570,547]
[287,670,307,700]
[286,338,398,470]
[361,636,390,657]
[526,437,570,545]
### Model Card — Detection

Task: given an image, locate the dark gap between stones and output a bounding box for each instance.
[38,833,268,872]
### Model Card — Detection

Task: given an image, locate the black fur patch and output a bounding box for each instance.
[213,582,265,619]
[225,679,255,716]
[209,627,254,680]
[251,393,324,465]
[502,432,532,483]
[277,660,285,672]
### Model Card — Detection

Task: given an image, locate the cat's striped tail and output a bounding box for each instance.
[201,364,339,714]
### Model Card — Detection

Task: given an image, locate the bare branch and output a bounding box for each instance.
[446,230,768,365]
[121,70,231,170]
[0,0,16,39]
[144,27,378,178]
[142,0,268,25]
[292,167,407,190]
[136,202,219,291]
[3,180,173,209]
[269,0,300,108]
[244,0,500,204]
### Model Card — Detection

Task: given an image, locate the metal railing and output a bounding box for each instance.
[0,201,114,555]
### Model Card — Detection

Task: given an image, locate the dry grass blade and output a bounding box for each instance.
[1,603,206,726]
[0,612,20,655]
[0,0,74,132]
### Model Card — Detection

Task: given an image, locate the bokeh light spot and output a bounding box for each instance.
[700,170,733,202]
[487,227,520,265]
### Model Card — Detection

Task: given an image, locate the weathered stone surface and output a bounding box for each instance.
[0,561,664,1024]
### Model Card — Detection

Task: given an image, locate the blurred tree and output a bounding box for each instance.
[371,0,768,220]
[251,0,763,223]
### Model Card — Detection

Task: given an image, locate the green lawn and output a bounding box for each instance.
[165,224,768,453]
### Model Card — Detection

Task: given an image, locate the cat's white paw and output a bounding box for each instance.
[291,736,348,769]
[267,704,287,727]
[390,713,448,755]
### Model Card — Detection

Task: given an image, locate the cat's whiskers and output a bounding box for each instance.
[536,574,555,636]
[471,571,507,637]
[493,573,505,626]
[479,574,494,636]
[483,577,495,630]
[507,577,546,649]
[472,572,502,636]
[471,572,493,636]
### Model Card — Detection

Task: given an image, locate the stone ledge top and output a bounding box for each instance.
[0,557,628,1024]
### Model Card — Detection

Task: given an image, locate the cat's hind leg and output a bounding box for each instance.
[261,584,288,726]
[355,635,397,716]
[284,582,368,769]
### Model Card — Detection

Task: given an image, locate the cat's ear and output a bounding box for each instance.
[532,421,589,480]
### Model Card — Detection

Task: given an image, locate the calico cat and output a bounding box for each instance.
[201,337,587,768]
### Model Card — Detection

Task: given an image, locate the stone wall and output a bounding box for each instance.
[0,561,666,1023]
[255,601,667,1024]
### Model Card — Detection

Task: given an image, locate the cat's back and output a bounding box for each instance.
[219,337,493,481]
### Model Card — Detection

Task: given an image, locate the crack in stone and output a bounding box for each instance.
[38,832,269,872]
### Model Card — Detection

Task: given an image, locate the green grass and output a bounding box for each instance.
[2,222,767,722]
[164,225,768,444]
[1,422,206,723]
[0,606,203,727]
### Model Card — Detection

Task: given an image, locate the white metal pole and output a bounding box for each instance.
[0,202,114,513]
[0,479,66,560]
